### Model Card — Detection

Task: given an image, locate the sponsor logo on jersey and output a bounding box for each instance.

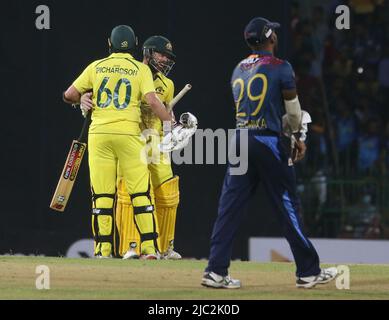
[236,118,267,129]
[155,86,165,95]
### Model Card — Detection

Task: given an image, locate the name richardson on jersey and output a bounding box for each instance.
[96,65,138,76]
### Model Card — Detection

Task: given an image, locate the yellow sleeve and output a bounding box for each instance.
[72,62,94,94]
[165,80,175,105]
[140,65,156,96]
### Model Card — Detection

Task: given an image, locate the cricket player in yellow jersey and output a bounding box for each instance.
[116,36,181,260]
[63,25,173,259]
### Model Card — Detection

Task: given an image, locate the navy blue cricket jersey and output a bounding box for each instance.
[231,50,296,133]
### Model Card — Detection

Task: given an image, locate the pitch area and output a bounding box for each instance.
[0,256,388,299]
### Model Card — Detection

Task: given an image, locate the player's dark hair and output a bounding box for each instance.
[249,28,279,54]
[110,47,133,54]
[249,37,271,51]
[109,44,137,55]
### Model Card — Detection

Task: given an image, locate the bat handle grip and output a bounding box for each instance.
[77,112,91,142]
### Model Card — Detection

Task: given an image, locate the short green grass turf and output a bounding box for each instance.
[0,256,388,300]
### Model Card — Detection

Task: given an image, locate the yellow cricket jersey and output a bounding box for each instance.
[72,53,155,135]
[140,72,174,135]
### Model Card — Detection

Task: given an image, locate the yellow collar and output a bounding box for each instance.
[110,52,134,59]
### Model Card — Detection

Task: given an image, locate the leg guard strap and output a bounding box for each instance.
[93,208,114,215]
[92,208,114,244]
[95,235,114,243]
[133,205,154,215]
[130,192,150,201]
[92,193,115,201]
[91,190,116,210]
[130,180,151,202]
[141,232,158,242]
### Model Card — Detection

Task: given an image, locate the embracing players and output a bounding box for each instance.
[63,25,173,259]
[79,34,186,259]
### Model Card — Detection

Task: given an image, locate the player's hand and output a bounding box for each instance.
[179,112,197,129]
[292,139,306,163]
[80,92,93,117]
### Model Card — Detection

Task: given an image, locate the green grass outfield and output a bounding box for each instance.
[0,256,388,299]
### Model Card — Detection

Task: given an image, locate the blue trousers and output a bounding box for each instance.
[206,130,320,277]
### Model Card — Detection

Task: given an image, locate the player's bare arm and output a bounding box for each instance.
[145,92,173,122]
[63,85,82,105]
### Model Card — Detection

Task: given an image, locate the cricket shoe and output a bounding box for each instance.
[122,249,140,260]
[201,272,241,289]
[140,253,160,260]
[296,267,338,289]
[162,248,182,260]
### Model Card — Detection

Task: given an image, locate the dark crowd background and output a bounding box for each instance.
[291,0,389,240]
[0,0,388,259]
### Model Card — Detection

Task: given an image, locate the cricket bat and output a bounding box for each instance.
[50,113,91,212]
[166,84,192,113]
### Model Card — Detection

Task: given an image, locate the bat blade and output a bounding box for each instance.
[49,140,87,212]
